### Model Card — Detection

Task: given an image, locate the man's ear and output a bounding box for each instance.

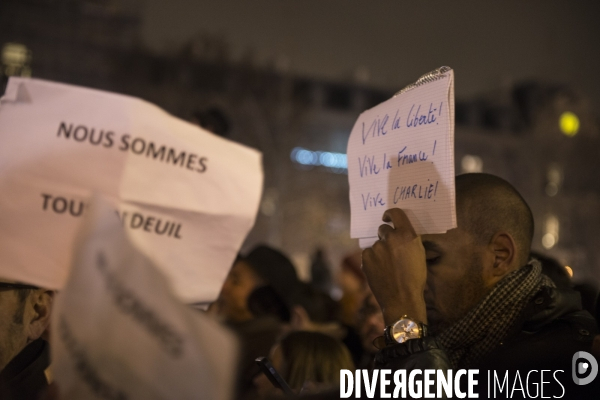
[489,232,518,277]
[26,290,54,342]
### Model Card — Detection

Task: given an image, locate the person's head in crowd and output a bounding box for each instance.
[0,282,53,371]
[337,251,368,327]
[289,283,365,369]
[244,245,300,300]
[191,107,230,137]
[356,289,384,357]
[530,251,572,290]
[289,282,339,333]
[247,285,291,322]
[254,331,354,397]
[218,245,299,323]
[337,252,366,295]
[217,255,264,323]
[421,173,535,334]
[310,247,333,295]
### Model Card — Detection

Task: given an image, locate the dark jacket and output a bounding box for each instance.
[374,286,600,399]
[0,339,50,400]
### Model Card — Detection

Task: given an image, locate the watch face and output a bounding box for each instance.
[391,318,420,343]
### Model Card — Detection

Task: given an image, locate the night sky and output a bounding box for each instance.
[141,0,600,106]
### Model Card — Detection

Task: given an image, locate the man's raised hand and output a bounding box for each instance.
[361,208,428,326]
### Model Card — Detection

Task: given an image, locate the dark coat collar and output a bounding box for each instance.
[507,285,598,339]
[0,338,50,400]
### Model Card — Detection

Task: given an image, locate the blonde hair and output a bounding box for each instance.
[278,331,355,390]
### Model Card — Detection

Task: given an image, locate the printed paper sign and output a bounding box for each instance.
[0,77,263,303]
[347,68,456,242]
[51,196,237,400]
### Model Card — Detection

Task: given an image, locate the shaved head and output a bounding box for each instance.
[420,173,534,333]
[456,173,534,266]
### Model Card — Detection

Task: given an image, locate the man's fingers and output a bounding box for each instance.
[361,248,374,274]
[382,208,417,239]
[382,208,410,227]
[377,223,394,241]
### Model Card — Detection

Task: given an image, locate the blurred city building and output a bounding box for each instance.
[2,0,599,283]
[0,0,141,90]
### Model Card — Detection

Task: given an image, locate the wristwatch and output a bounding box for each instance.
[384,316,427,345]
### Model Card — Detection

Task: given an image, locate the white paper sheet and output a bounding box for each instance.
[51,196,237,400]
[358,237,379,249]
[0,77,263,303]
[347,69,456,243]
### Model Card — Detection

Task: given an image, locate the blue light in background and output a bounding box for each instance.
[290,147,347,173]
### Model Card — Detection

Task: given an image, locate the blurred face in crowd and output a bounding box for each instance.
[357,291,384,354]
[0,287,53,371]
[421,227,489,335]
[217,260,263,323]
[337,268,363,294]
[0,290,28,371]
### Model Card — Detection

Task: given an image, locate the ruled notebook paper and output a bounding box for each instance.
[347,67,456,246]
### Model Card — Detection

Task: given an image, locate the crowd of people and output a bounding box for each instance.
[0,173,599,399]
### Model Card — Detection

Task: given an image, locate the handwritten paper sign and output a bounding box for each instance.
[51,196,237,400]
[347,67,456,244]
[0,77,263,303]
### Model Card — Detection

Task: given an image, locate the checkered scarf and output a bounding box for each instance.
[437,260,555,368]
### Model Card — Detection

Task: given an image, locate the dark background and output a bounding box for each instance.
[141,0,600,106]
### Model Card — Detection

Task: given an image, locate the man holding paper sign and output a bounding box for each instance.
[349,68,598,397]
[361,170,598,396]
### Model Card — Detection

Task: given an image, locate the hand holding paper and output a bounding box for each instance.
[361,208,428,325]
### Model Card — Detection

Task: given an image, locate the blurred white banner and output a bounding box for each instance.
[0,77,263,302]
[51,196,237,400]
